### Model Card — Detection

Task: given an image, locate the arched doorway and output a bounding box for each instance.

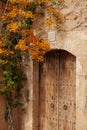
[39,50,76,130]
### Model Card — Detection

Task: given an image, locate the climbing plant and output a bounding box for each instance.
[0,0,65,129]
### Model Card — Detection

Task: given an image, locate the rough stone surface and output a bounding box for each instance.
[0,0,87,130]
[33,0,87,130]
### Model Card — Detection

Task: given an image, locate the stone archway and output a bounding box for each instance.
[39,50,76,130]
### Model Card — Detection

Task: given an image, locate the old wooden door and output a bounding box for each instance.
[39,50,76,130]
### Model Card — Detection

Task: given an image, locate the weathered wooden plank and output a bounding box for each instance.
[39,51,59,130]
[39,50,76,130]
[59,51,76,130]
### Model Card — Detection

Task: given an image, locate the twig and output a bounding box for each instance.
[0,0,9,33]
[7,101,14,130]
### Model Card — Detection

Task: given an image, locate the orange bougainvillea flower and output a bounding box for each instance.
[8,51,15,55]
[15,39,29,51]
[9,0,28,4]
[45,19,53,26]
[0,41,5,47]
[59,0,65,3]
[18,9,36,20]
[5,50,15,57]
[44,0,50,4]
[9,0,16,3]
[8,6,18,18]
[39,40,50,51]
[0,48,4,55]
[7,21,20,33]
[48,7,58,15]
[45,17,57,26]
[2,6,18,21]
[18,39,26,45]
[21,29,30,35]
[15,44,28,51]
[2,14,9,21]
[2,60,8,65]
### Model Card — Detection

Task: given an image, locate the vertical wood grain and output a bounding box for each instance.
[39,50,76,130]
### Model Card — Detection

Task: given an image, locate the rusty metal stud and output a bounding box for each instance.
[69,121,71,124]
[46,83,48,86]
[56,101,57,104]
[63,104,68,110]
[51,96,53,100]
[70,102,72,106]
[73,122,76,125]
[50,103,54,108]
[50,117,51,120]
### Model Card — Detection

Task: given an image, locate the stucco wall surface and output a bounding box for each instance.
[32,1,87,130]
[0,0,87,130]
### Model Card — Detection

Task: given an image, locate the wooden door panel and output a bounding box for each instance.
[39,51,59,130]
[39,50,76,130]
[59,51,76,130]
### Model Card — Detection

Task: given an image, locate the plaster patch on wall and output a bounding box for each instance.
[24,120,33,130]
[76,60,82,74]
[25,120,32,126]
[83,77,87,113]
[76,77,79,88]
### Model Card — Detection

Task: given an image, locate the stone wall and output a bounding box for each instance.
[0,0,87,130]
[32,0,87,130]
